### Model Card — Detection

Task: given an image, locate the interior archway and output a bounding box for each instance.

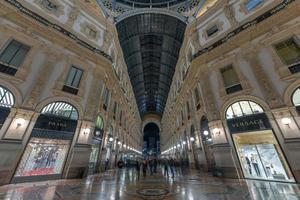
[143,122,160,156]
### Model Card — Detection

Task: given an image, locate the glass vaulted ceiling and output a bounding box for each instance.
[116,13,186,117]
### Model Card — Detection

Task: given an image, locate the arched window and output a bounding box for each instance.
[225,100,264,119]
[292,87,300,106]
[95,115,104,130]
[0,86,15,108]
[41,101,78,120]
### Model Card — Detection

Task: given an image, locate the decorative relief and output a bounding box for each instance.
[34,0,64,17]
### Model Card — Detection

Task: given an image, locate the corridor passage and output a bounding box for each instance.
[0,168,299,200]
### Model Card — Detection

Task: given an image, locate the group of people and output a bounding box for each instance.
[134,157,190,180]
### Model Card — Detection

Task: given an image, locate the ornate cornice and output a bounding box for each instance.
[4,0,112,62]
[192,0,295,61]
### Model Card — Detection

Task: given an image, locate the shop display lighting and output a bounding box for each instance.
[281,117,292,128]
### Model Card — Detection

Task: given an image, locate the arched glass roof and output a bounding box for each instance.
[116,13,186,117]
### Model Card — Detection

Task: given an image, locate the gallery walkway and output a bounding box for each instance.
[0,168,299,200]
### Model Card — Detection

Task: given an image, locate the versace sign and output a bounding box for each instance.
[227,113,271,133]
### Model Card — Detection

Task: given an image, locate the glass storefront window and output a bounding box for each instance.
[15,138,69,177]
[232,130,294,182]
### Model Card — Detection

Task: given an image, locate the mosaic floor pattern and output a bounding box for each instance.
[0,168,300,200]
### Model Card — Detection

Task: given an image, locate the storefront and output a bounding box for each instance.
[200,116,215,171]
[226,100,295,182]
[12,101,78,183]
[88,115,104,174]
[0,86,15,129]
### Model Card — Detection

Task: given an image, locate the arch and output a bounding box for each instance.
[41,101,78,120]
[283,80,300,106]
[0,85,15,108]
[292,87,300,106]
[0,79,22,106]
[225,100,264,119]
[36,96,83,119]
[220,95,270,120]
[95,115,104,130]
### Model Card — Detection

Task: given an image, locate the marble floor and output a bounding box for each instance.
[0,168,300,200]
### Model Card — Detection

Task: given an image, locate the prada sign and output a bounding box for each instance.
[227,113,271,133]
[34,114,77,132]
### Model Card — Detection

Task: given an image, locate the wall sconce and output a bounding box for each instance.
[16,118,25,128]
[109,137,114,142]
[213,128,220,135]
[281,117,292,128]
[177,144,181,148]
[203,130,209,136]
[182,141,186,145]
[83,128,90,135]
[190,137,195,142]
[123,144,127,148]
[95,131,100,136]
[118,141,122,145]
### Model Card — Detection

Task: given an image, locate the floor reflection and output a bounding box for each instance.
[0,168,299,200]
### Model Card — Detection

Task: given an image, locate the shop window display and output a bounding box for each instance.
[15,138,69,177]
[233,130,294,182]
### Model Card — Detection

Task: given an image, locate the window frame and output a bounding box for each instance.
[225,100,264,119]
[0,39,31,69]
[64,66,83,89]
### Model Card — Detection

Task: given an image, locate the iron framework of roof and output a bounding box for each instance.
[116,13,186,117]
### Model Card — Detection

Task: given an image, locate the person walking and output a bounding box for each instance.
[142,159,147,177]
[169,158,175,178]
[135,160,140,180]
[163,159,169,177]
[104,158,109,171]
[154,158,158,173]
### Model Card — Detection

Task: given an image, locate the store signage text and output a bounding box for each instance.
[34,114,77,132]
[227,113,271,133]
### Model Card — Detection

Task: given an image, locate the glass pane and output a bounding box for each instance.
[0,86,15,107]
[231,102,243,117]
[275,39,300,65]
[292,88,300,106]
[9,45,30,67]
[233,131,294,182]
[41,102,78,120]
[246,0,263,11]
[65,67,76,86]
[221,66,239,88]
[249,101,263,114]
[226,106,234,119]
[72,69,83,88]
[0,40,20,64]
[14,138,69,177]
[240,101,253,115]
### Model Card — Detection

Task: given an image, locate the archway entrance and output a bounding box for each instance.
[143,123,160,157]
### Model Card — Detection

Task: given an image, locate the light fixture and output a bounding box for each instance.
[83,128,90,135]
[213,128,220,135]
[177,144,180,148]
[16,118,25,128]
[203,130,209,136]
[281,117,292,128]
[182,141,186,145]
[109,137,114,142]
[95,131,100,136]
[190,137,195,142]
[118,141,122,145]
[123,144,127,148]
